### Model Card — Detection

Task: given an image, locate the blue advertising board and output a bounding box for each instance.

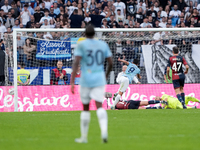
[36,38,71,60]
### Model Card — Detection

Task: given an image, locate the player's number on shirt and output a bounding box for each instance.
[128,67,135,73]
[86,50,104,66]
[172,62,182,71]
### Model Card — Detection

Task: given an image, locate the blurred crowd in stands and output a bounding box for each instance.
[0,0,200,68]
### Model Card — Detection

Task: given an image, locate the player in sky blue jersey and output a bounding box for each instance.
[71,24,113,143]
[111,57,141,109]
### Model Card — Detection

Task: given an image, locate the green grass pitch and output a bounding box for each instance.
[0,110,200,150]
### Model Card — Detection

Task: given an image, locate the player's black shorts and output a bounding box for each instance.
[128,100,141,109]
[173,75,185,89]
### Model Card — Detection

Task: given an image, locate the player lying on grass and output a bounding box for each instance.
[155,94,199,109]
[112,99,163,110]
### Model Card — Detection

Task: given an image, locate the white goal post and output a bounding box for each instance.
[12,27,200,112]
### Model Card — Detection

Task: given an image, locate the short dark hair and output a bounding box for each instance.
[85,24,95,38]
[133,59,139,65]
[173,46,179,54]
[20,62,25,68]
[73,9,78,14]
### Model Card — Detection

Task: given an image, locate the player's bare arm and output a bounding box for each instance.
[71,56,82,94]
[164,74,168,83]
[106,57,113,79]
[184,64,189,74]
[137,74,142,79]
[118,57,129,65]
[167,66,171,80]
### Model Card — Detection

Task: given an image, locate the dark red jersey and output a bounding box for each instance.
[115,100,130,109]
[167,56,187,80]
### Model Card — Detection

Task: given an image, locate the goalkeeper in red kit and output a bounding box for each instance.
[167,46,189,109]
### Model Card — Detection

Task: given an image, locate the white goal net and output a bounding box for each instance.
[1,28,200,112]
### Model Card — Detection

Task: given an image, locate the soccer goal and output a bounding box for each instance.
[2,27,200,112]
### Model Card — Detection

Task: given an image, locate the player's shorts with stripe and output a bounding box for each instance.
[118,76,129,92]
[128,100,141,109]
[79,85,105,104]
[172,75,185,89]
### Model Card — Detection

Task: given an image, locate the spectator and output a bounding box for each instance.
[70,65,81,85]
[40,9,52,25]
[69,9,83,28]
[40,19,51,28]
[136,0,146,14]
[189,8,199,24]
[154,20,160,28]
[5,12,15,28]
[122,39,135,62]
[43,32,53,39]
[17,33,25,63]
[40,2,48,13]
[26,15,35,28]
[20,4,31,27]
[22,3,35,15]
[90,0,97,10]
[116,9,125,23]
[154,1,159,12]
[185,7,193,22]
[85,8,110,27]
[100,6,109,17]
[169,4,181,27]
[118,20,124,28]
[58,6,65,17]
[0,46,5,85]
[0,20,7,39]
[1,0,11,15]
[53,2,60,15]
[34,6,44,23]
[164,5,171,17]
[12,19,20,30]
[107,14,118,28]
[146,4,157,22]
[17,62,30,86]
[113,0,126,16]
[140,17,152,28]
[23,38,36,67]
[159,6,167,18]
[152,30,164,45]
[177,0,187,11]
[135,7,145,24]
[49,19,55,28]
[77,3,84,16]
[57,0,64,8]
[126,0,137,17]
[10,2,20,19]
[50,60,68,85]
[159,16,167,28]
[68,0,78,17]
[44,0,52,10]
[49,7,57,19]
[101,18,110,28]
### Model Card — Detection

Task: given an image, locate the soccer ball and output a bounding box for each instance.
[8,88,14,95]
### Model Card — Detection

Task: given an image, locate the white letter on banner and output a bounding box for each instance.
[51,97,61,105]
[60,95,70,107]
[130,93,139,100]
[4,95,13,107]
[140,95,148,101]
[0,88,4,108]
[23,97,33,112]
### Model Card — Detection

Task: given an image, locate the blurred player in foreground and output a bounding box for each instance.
[111,58,141,109]
[167,46,189,108]
[155,94,199,109]
[114,100,162,110]
[71,24,113,143]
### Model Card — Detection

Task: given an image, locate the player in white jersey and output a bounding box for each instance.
[111,58,141,109]
[71,24,113,143]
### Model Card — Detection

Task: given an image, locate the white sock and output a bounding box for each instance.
[113,94,121,106]
[80,111,90,139]
[96,107,108,139]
